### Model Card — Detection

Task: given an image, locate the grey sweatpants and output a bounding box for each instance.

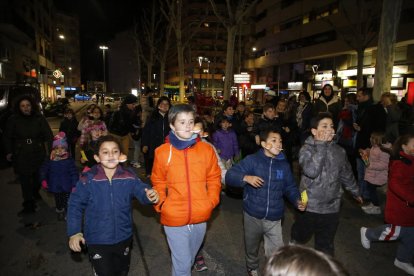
[164,223,206,276]
[366,224,414,263]
[243,211,284,270]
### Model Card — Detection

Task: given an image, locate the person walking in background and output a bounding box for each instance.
[385,93,401,144]
[141,96,171,178]
[130,105,143,169]
[360,134,414,275]
[312,84,342,127]
[238,111,260,158]
[151,104,221,276]
[360,132,391,215]
[226,127,306,276]
[3,95,53,216]
[212,116,239,170]
[59,108,80,159]
[290,113,362,256]
[78,105,107,148]
[296,91,313,145]
[67,135,159,276]
[40,132,78,221]
[108,94,138,158]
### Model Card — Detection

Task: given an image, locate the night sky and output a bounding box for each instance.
[54,0,148,83]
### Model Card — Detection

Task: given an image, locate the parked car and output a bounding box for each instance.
[74,93,91,101]
[42,98,69,117]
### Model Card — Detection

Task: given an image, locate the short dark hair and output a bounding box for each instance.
[310,112,333,130]
[168,104,195,125]
[263,103,275,113]
[357,87,373,98]
[156,96,171,108]
[259,127,281,143]
[94,135,122,155]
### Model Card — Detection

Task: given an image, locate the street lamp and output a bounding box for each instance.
[198,56,203,92]
[312,64,319,100]
[59,34,66,98]
[99,45,109,94]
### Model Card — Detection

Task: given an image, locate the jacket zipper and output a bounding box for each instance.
[109,178,116,239]
[184,149,192,224]
[264,158,272,219]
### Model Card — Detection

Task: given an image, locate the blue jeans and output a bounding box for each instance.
[357,158,370,201]
[164,223,206,276]
[366,225,414,263]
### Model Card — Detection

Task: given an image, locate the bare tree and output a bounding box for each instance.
[156,20,173,96]
[373,0,403,101]
[131,21,143,93]
[326,0,381,88]
[161,0,206,102]
[209,0,259,100]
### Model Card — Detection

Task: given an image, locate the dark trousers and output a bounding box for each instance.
[144,154,154,176]
[54,192,70,211]
[366,182,380,206]
[291,211,339,256]
[19,172,40,210]
[88,237,132,276]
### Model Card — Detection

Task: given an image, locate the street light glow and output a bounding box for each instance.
[99,45,108,50]
[59,34,65,40]
[68,67,72,71]
[252,47,257,52]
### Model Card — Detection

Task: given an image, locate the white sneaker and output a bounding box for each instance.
[361,203,374,211]
[360,227,370,249]
[394,259,414,275]
[364,206,381,215]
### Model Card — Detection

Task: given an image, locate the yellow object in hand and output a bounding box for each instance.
[301,190,308,204]
[80,150,88,161]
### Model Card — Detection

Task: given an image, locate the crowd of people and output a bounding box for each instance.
[1,85,414,275]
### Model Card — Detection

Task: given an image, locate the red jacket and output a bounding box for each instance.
[384,152,414,226]
[151,140,221,226]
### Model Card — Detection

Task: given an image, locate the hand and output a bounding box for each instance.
[6,153,12,162]
[354,196,363,204]
[145,188,159,203]
[69,233,85,252]
[297,200,307,211]
[142,146,148,154]
[41,180,48,190]
[353,123,361,131]
[243,175,264,188]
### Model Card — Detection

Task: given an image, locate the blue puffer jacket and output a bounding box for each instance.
[67,165,152,245]
[39,158,79,193]
[225,149,300,221]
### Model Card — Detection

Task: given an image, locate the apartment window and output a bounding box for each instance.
[303,14,310,24]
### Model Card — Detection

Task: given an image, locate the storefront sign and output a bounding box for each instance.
[234,73,250,84]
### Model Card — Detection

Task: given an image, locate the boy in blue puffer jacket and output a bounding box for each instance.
[67,135,159,276]
[225,127,306,276]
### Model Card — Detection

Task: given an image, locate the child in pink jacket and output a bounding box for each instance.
[361,132,391,215]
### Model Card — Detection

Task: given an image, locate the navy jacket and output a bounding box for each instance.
[67,165,152,245]
[39,158,79,193]
[225,149,300,221]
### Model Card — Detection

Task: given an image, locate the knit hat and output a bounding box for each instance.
[52,132,68,149]
[85,120,107,133]
[123,94,138,105]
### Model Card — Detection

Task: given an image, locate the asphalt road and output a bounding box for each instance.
[0,102,409,275]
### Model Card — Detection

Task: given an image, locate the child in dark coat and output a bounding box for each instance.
[40,132,79,220]
[59,108,80,158]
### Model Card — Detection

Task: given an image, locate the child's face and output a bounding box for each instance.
[402,138,414,156]
[220,120,231,131]
[54,146,67,156]
[91,108,101,119]
[65,113,73,119]
[171,112,195,140]
[94,141,121,169]
[311,118,335,141]
[158,100,170,114]
[223,106,234,116]
[263,108,275,119]
[261,132,283,156]
[91,129,104,141]
[245,114,254,125]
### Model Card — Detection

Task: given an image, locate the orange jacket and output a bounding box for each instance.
[151,141,221,226]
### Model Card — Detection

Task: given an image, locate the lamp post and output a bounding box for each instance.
[198,56,203,93]
[99,45,108,94]
[312,64,319,101]
[59,34,66,98]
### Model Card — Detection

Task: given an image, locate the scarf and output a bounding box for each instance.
[168,131,199,150]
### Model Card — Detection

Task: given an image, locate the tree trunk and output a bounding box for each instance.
[147,61,153,89]
[177,43,185,102]
[159,61,165,96]
[373,0,402,101]
[356,48,365,89]
[224,26,237,100]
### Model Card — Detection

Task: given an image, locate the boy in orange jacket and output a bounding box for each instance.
[151,104,221,275]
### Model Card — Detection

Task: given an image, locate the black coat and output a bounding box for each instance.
[4,113,53,174]
[141,111,170,159]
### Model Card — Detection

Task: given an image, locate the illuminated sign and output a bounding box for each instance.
[234,73,250,84]
[53,69,63,79]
